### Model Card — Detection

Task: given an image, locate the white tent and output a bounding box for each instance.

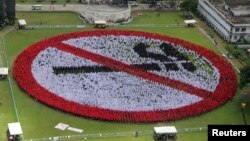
[184,19,196,24]
[0,67,8,75]
[8,122,23,135]
[94,20,107,28]
[18,19,26,26]
[154,126,177,134]
[184,19,196,26]
[94,20,107,25]
[32,5,42,10]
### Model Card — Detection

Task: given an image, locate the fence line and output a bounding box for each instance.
[0,38,3,67]
[23,127,207,141]
[0,27,21,122]
[115,24,182,28]
[1,27,21,122]
[26,24,183,29]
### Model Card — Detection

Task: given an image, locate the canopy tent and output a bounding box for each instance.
[32,5,42,10]
[18,19,27,30]
[153,126,177,140]
[94,20,107,25]
[184,19,196,27]
[0,67,8,75]
[154,126,177,134]
[94,20,107,28]
[18,19,26,26]
[8,122,23,135]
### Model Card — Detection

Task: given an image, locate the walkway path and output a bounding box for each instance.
[0,27,14,67]
[16,4,89,13]
[16,4,152,12]
[0,42,3,67]
[16,4,129,16]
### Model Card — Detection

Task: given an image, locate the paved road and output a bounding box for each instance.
[16,4,130,13]
[16,4,155,12]
[16,4,131,22]
[16,4,89,13]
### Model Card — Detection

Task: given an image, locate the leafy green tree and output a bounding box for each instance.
[239,63,250,89]
[0,0,5,28]
[180,0,198,14]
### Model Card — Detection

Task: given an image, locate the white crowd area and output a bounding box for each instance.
[64,36,220,91]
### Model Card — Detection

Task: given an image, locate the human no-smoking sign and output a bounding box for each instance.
[13,30,237,122]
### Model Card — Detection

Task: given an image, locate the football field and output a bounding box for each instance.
[0,11,249,141]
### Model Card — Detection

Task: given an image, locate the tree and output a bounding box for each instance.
[245,89,250,102]
[4,0,16,25]
[180,0,198,14]
[239,63,250,89]
[0,0,5,28]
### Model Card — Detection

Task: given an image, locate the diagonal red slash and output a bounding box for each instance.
[52,42,213,99]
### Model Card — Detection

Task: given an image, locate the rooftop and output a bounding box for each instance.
[208,0,250,25]
[224,0,250,7]
[154,126,177,134]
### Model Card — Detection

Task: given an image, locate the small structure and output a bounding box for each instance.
[32,5,42,10]
[237,44,250,49]
[18,19,26,30]
[184,19,196,27]
[7,122,23,141]
[83,5,131,24]
[0,67,8,80]
[94,20,107,28]
[128,1,138,6]
[153,126,177,141]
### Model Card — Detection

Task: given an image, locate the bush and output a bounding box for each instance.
[239,63,250,89]
[225,44,248,62]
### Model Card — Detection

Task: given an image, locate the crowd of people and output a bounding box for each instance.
[84,15,131,24]
[64,34,220,91]
[13,30,237,122]
[30,47,202,112]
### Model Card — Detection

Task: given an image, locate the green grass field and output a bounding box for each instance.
[17,11,84,25]
[0,11,249,141]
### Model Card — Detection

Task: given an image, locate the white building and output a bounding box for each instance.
[198,0,250,42]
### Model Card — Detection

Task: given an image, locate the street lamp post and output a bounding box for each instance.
[241,103,247,125]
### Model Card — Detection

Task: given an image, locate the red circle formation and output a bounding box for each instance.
[13,30,237,122]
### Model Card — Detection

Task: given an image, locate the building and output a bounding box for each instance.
[0,0,15,28]
[198,0,250,42]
